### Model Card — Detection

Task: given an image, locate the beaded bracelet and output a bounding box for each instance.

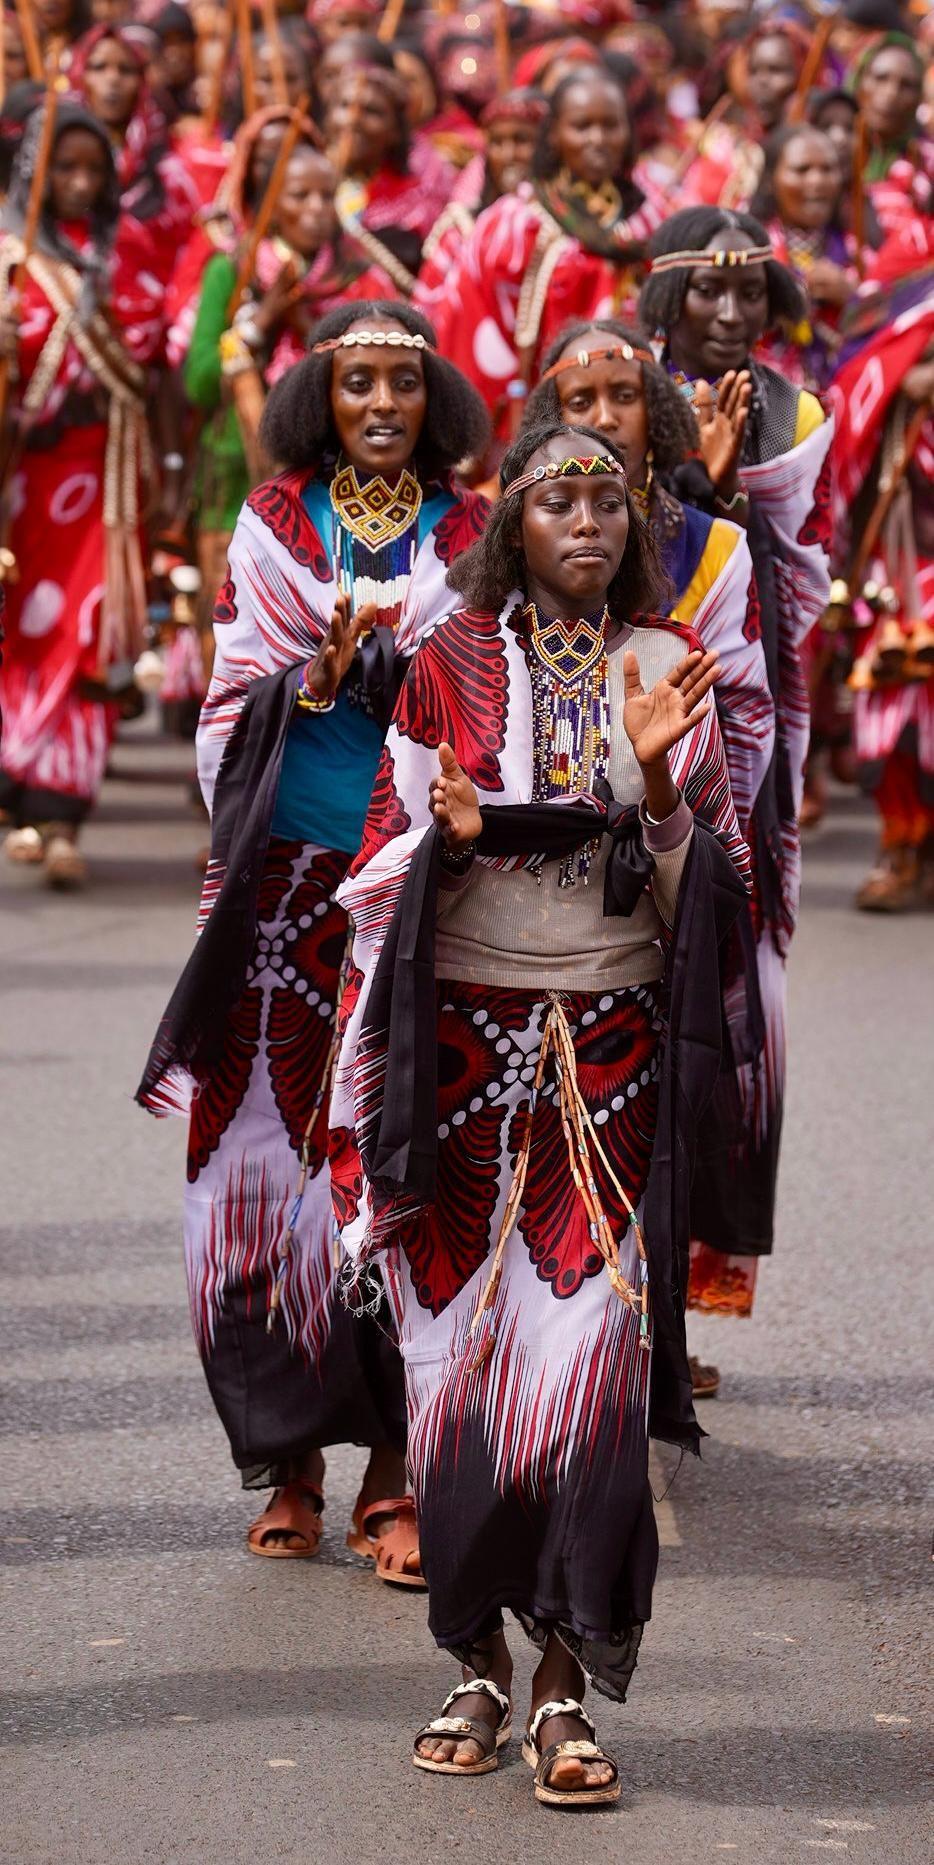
[439,839,476,872]
[296,668,335,714]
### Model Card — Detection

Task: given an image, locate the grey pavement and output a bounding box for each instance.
[1,721,931,1865]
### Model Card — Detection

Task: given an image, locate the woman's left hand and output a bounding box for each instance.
[623,648,720,768]
[807,258,852,308]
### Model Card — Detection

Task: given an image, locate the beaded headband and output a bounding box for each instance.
[503,454,627,499]
[647,246,773,275]
[312,330,433,353]
[542,342,654,383]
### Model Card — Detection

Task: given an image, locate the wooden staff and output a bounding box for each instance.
[852,111,868,279]
[492,0,511,94]
[376,0,407,44]
[0,14,6,112]
[234,0,256,119]
[669,91,731,190]
[850,401,930,592]
[228,98,308,314]
[202,0,235,137]
[13,0,43,81]
[259,0,288,105]
[788,11,837,123]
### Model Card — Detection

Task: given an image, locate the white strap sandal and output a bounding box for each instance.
[413,1677,513,1776]
[522,1697,620,1808]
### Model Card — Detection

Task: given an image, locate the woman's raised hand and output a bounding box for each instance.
[430,742,482,849]
[693,370,751,490]
[304,593,377,702]
[622,647,719,769]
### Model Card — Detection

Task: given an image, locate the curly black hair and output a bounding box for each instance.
[748,122,847,230]
[259,300,491,480]
[449,420,672,621]
[532,68,636,196]
[638,205,807,335]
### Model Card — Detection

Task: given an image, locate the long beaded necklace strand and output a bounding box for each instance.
[523,598,611,886]
[329,459,423,634]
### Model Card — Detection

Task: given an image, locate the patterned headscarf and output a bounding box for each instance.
[70,24,171,217]
[2,100,119,321]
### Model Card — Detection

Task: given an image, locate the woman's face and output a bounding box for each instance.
[47,126,109,219]
[3,20,28,85]
[814,100,858,176]
[35,0,74,33]
[520,434,630,617]
[330,319,427,474]
[858,46,922,144]
[550,76,629,189]
[394,49,436,127]
[670,232,770,377]
[485,115,538,197]
[327,73,399,173]
[773,128,842,231]
[746,34,799,131]
[553,333,649,480]
[81,38,141,131]
[274,148,338,256]
[253,40,308,111]
[158,30,197,93]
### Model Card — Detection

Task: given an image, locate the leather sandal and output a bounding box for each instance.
[347,1494,426,1589]
[4,826,45,865]
[522,1697,620,1808]
[413,1678,512,1776]
[247,1480,324,1559]
[689,1354,720,1399]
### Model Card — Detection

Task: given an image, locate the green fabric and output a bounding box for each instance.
[185,251,250,532]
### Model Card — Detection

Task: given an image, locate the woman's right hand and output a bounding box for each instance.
[303,593,377,703]
[430,742,482,849]
[693,369,751,490]
[251,260,300,339]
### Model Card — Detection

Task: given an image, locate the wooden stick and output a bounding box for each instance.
[0,89,57,515]
[852,112,867,280]
[202,0,235,136]
[850,402,929,590]
[228,97,308,315]
[235,0,256,120]
[491,0,510,94]
[259,0,288,106]
[0,14,6,112]
[788,11,837,123]
[670,91,730,189]
[376,0,407,44]
[13,0,43,81]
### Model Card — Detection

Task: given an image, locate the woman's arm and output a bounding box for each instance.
[184,251,237,410]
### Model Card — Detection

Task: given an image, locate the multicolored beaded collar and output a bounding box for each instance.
[541,342,654,384]
[503,453,627,500]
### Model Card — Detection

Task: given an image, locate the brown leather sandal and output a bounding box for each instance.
[346,1494,427,1589]
[689,1354,720,1399]
[413,1679,512,1776]
[247,1480,324,1559]
[522,1698,620,1808]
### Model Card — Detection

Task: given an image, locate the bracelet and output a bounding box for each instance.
[714,486,749,513]
[162,451,184,472]
[439,838,476,872]
[296,670,335,714]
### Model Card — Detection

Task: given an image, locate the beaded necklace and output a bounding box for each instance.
[523,598,611,886]
[329,459,423,633]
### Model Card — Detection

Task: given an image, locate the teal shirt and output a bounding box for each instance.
[270,682,384,854]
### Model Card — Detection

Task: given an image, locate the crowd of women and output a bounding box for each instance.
[1,0,930,1814]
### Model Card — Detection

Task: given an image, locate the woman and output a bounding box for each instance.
[34,0,91,81]
[139,303,491,1567]
[0,104,158,886]
[430,69,667,443]
[682,22,808,211]
[415,90,547,321]
[70,23,199,291]
[324,62,456,290]
[329,421,751,1799]
[393,36,484,171]
[749,123,868,391]
[851,32,933,240]
[640,207,833,1321]
[185,138,398,582]
[830,231,934,909]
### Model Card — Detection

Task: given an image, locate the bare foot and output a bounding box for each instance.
[531,1706,615,1791]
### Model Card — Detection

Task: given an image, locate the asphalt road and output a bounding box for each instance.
[1,722,931,1865]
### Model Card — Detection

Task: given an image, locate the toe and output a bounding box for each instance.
[548,1755,586,1789]
[453,1740,484,1768]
